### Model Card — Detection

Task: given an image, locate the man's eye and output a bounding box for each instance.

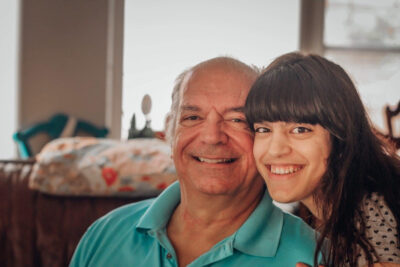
[254,127,271,133]
[184,115,199,121]
[292,127,311,134]
[180,115,202,127]
[231,118,246,123]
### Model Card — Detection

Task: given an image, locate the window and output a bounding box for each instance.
[324,0,400,134]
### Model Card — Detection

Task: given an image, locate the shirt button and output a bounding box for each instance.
[166,253,172,259]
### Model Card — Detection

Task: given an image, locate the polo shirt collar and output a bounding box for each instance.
[233,188,283,257]
[136,181,283,258]
[136,181,181,230]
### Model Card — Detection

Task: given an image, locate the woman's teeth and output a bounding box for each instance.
[270,165,302,174]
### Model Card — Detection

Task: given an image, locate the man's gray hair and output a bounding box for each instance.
[165,57,260,144]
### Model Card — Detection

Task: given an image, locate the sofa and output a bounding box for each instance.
[0,137,177,267]
[0,159,151,267]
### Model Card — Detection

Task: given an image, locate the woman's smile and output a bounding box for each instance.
[267,164,303,175]
[253,121,331,204]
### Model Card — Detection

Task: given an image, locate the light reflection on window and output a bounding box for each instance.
[325,0,400,49]
[324,0,400,135]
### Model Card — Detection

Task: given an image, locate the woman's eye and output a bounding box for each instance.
[254,127,271,133]
[292,127,311,134]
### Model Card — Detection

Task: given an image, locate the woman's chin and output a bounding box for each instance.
[268,189,297,203]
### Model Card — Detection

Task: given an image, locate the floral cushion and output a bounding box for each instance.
[29,137,177,197]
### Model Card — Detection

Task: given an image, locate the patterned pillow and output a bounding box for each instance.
[29,137,177,197]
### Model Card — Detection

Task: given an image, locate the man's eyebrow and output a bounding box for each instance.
[179,105,245,113]
[180,105,200,111]
[227,107,245,113]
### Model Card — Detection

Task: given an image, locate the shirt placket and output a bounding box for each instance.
[148,228,178,267]
[161,246,178,267]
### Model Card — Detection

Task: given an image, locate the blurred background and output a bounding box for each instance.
[1,0,399,159]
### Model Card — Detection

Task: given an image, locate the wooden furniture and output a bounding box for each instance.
[13,114,109,158]
[0,160,150,267]
[385,101,400,149]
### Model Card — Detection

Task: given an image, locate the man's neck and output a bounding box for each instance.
[166,185,264,267]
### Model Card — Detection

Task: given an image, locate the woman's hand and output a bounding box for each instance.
[367,264,400,267]
[295,262,400,267]
[295,263,324,267]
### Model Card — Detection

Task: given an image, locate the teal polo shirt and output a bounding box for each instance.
[70,182,318,266]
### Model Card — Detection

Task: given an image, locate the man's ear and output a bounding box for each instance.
[165,113,172,130]
[164,112,174,144]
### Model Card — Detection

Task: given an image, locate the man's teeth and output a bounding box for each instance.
[196,157,234,163]
[270,165,301,174]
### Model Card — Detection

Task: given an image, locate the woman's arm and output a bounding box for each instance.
[295,262,400,267]
[369,264,400,267]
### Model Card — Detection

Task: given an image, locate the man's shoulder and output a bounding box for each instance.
[277,211,318,261]
[82,198,156,241]
[94,198,155,228]
[69,198,158,266]
[281,211,317,242]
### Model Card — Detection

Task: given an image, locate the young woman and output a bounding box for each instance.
[244,52,400,266]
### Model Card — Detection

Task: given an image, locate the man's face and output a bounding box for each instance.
[171,64,262,196]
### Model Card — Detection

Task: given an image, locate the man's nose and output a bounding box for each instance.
[267,133,291,158]
[200,109,228,145]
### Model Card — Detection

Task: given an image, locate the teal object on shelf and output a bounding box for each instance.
[13,113,109,158]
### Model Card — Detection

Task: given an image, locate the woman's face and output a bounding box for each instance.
[253,121,331,206]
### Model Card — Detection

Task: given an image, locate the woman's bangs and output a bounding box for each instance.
[245,69,324,128]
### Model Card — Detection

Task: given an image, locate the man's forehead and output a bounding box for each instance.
[179,104,245,114]
[180,83,250,109]
[180,71,251,98]
[175,60,255,114]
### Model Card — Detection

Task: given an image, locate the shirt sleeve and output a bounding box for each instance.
[69,221,101,267]
[357,193,400,265]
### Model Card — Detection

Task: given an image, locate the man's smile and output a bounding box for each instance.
[193,156,237,164]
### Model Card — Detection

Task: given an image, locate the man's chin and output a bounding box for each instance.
[178,176,243,196]
[194,180,237,196]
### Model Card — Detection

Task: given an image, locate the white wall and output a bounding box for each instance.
[122,0,300,136]
[0,1,19,159]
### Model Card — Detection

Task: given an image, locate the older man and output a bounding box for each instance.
[70,57,318,266]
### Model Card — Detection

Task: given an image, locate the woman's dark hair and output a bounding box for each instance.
[245,52,400,266]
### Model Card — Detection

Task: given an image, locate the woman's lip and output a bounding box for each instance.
[265,164,304,178]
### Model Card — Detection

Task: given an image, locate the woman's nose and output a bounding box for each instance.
[267,133,291,158]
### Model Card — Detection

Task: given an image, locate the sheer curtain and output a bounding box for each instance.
[0,0,19,159]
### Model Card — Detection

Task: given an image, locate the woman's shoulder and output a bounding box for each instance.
[358,192,400,264]
[360,192,397,227]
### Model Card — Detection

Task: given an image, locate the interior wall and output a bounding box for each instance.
[18,0,123,138]
[0,0,20,159]
[299,0,325,55]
